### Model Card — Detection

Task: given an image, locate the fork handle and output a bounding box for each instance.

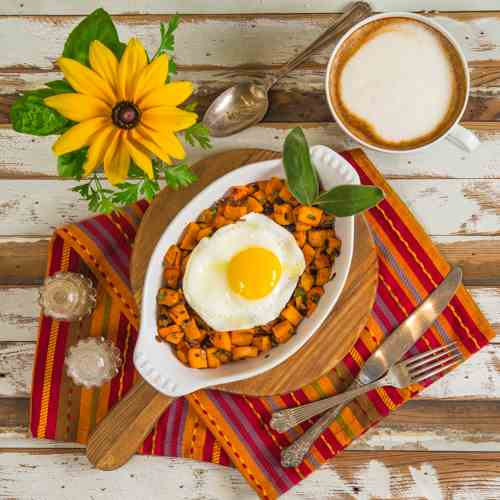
[271,379,383,433]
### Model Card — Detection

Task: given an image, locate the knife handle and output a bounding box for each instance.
[271,379,381,433]
[280,379,364,467]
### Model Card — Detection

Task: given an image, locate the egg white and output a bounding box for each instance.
[182,212,306,331]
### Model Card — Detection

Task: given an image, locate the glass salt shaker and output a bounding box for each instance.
[39,272,97,321]
[65,337,122,388]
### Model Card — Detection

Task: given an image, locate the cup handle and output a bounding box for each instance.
[446,124,480,152]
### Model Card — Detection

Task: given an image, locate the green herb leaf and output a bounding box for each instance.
[164,163,198,190]
[112,182,141,205]
[10,89,72,136]
[46,80,74,93]
[63,8,124,66]
[283,127,318,205]
[314,185,384,216]
[154,15,180,60]
[58,147,87,179]
[184,122,211,150]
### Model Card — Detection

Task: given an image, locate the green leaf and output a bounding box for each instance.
[314,185,385,216]
[63,8,124,66]
[10,89,72,136]
[46,80,74,93]
[164,163,198,190]
[113,182,140,205]
[282,127,318,205]
[58,147,87,179]
[184,122,211,150]
[140,177,160,200]
[154,15,180,60]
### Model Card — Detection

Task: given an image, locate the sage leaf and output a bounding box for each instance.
[63,8,125,66]
[314,185,384,216]
[10,89,72,136]
[283,127,319,205]
[58,147,87,179]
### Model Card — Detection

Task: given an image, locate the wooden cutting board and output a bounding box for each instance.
[130,149,378,396]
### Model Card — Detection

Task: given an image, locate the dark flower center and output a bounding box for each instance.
[112,101,140,129]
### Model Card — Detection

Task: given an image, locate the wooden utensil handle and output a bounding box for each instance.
[86,379,174,470]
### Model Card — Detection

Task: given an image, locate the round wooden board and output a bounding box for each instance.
[131,149,378,397]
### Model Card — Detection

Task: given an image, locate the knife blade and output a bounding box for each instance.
[357,265,462,384]
[280,266,463,467]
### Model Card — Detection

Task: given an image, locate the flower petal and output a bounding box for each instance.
[141,106,197,132]
[105,133,131,185]
[131,125,172,165]
[83,125,116,176]
[133,54,169,103]
[138,81,193,110]
[52,117,110,156]
[44,93,110,122]
[118,38,148,101]
[58,57,116,106]
[139,126,186,160]
[124,137,153,179]
[89,40,119,91]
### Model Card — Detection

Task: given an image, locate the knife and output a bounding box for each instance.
[280,266,463,467]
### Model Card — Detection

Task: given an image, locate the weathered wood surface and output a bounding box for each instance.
[0,450,499,500]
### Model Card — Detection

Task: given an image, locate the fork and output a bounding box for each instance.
[273,341,461,438]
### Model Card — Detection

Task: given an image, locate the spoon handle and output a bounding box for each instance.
[268,1,372,88]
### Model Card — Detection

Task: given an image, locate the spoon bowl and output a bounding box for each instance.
[203,81,269,137]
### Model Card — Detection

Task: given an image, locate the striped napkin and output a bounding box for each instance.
[30,149,495,498]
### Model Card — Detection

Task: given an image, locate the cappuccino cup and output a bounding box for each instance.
[326,12,479,153]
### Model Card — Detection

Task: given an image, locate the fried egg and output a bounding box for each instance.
[183,212,306,331]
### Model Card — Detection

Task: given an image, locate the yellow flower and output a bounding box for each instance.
[44,38,197,185]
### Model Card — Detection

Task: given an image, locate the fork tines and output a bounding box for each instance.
[404,341,463,383]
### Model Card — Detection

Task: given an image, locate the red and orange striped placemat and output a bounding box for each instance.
[30,149,495,498]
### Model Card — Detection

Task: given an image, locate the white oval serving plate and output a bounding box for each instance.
[134,145,360,397]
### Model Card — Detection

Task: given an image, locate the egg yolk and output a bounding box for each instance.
[227,247,282,300]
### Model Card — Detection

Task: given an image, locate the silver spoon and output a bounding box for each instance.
[203,2,372,137]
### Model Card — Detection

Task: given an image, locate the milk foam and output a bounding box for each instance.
[339,21,455,143]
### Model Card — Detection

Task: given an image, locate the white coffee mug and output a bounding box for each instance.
[325,12,479,154]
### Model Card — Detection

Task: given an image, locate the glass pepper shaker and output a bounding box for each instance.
[65,337,122,388]
[39,272,97,321]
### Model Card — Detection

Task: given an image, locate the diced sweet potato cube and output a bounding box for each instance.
[216,350,232,364]
[198,208,216,224]
[231,331,254,346]
[224,204,248,221]
[294,231,306,247]
[158,288,180,307]
[272,320,294,343]
[247,196,263,213]
[302,244,315,266]
[164,245,182,268]
[181,254,190,274]
[281,304,303,326]
[233,346,259,360]
[308,230,328,248]
[252,335,272,352]
[164,268,180,288]
[278,185,295,203]
[314,251,330,269]
[261,320,277,334]
[214,215,230,228]
[197,227,213,241]
[188,347,208,368]
[273,204,293,225]
[265,178,284,199]
[320,212,335,227]
[176,347,188,364]
[295,293,307,313]
[296,206,323,226]
[183,319,205,343]
[180,223,200,250]
[169,303,190,325]
[159,324,184,344]
[295,222,310,231]
[230,186,252,201]
[253,190,266,203]
[300,272,314,292]
[316,267,331,286]
[212,332,232,351]
[207,347,221,368]
[306,287,325,316]
[326,237,341,255]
